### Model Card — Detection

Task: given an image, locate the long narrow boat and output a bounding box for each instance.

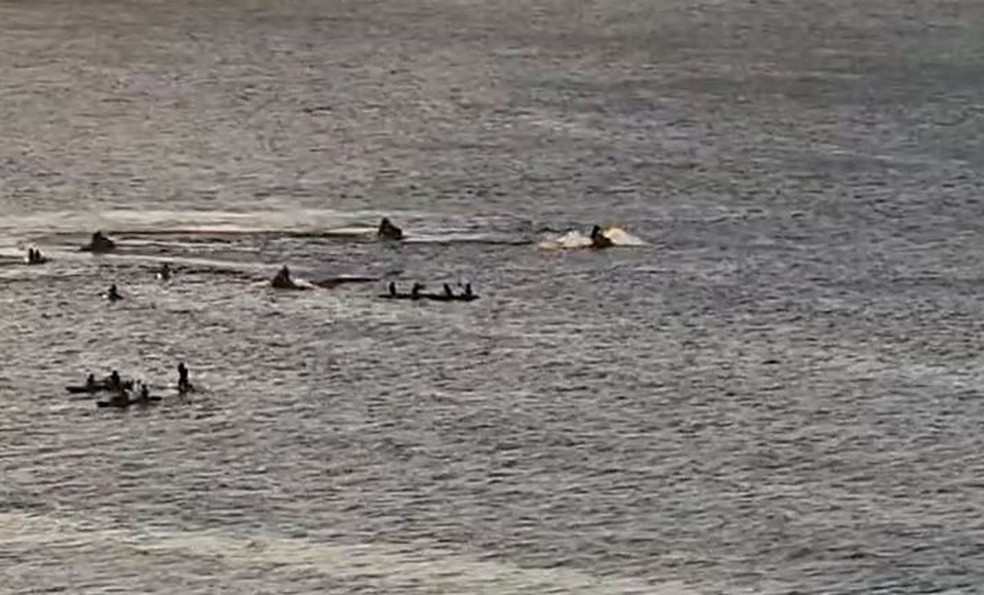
[97,396,161,408]
[66,380,135,394]
[378,292,478,302]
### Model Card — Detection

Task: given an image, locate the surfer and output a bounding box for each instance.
[463,283,473,298]
[157,263,172,281]
[388,281,398,297]
[105,284,123,301]
[81,231,116,253]
[85,373,97,390]
[589,225,614,249]
[377,217,403,240]
[443,283,454,297]
[410,282,423,300]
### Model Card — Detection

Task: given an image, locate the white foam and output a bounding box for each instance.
[537,227,645,250]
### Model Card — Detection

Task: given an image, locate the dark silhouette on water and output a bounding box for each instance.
[105,284,123,301]
[80,231,116,253]
[589,225,614,249]
[26,248,47,265]
[377,217,403,240]
[271,265,299,289]
[380,281,479,302]
[177,362,191,394]
[157,262,172,281]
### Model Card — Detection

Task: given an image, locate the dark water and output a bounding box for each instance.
[3,1,984,593]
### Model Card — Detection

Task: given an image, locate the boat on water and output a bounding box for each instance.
[66,377,135,394]
[379,281,477,302]
[378,292,479,302]
[97,395,161,408]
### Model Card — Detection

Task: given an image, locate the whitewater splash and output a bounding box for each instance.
[537,227,645,250]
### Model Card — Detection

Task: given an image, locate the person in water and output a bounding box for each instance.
[177,362,190,393]
[106,284,123,301]
[82,231,116,253]
[589,225,614,249]
[157,263,172,281]
[388,281,397,297]
[271,265,296,289]
[377,217,403,240]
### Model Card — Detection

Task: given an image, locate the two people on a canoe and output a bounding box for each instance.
[25,247,47,265]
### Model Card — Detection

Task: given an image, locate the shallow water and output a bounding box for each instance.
[3,1,984,593]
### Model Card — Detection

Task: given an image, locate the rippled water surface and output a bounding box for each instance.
[3,1,984,593]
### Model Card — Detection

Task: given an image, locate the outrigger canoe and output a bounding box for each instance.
[378,293,478,302]
[97,396,162,408]
[66,380,135,394]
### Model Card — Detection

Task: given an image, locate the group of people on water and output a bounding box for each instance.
[387,281,474,300]
[34,218,614,306]
[82,362,193,408]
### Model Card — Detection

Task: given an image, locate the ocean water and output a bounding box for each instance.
[3,1,984,593]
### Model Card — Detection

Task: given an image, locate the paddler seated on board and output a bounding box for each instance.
[589,225,613,249]
[410,282,423,300]
[270,265,295,289]
[105,284,123,301]
[108,370,122,392]
[377,217,403,240]
[86,373,97,390]
[443,283,454,297]
[388,281,397,297]
[157,262,172,281]
[81,231,116,253]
